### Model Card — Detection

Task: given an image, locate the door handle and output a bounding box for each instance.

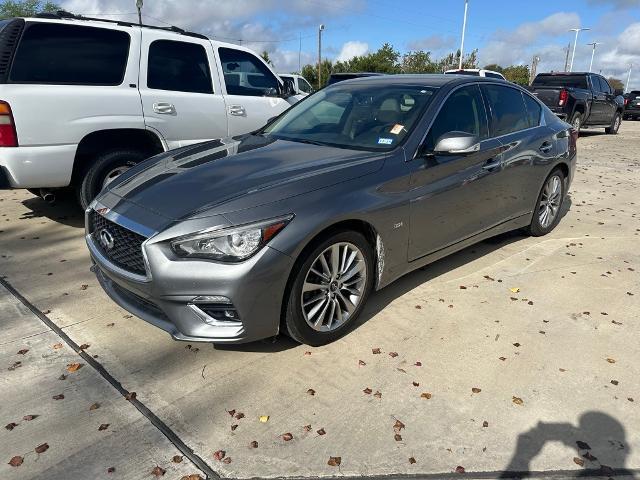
[153,102,176,114]
[228,105,246,116]
[539,142,553,154]
[482,159,502,171]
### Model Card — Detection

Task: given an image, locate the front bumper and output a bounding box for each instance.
[87,212,294,344]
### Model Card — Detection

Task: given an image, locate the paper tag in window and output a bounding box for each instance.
[390,124,404,135]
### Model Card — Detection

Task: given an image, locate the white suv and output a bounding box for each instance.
[0,13,299,207]
[444,68,507,80]
[278,74,314,96]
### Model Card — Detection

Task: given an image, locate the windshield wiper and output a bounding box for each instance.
[275,137,328,147]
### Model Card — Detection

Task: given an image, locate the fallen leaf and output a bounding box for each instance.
[282,432,293,441]
[222,457,232,464]
[79,344,90,350]
[172,456,183,463]
[412,381,419,387]
[106,323,115,327]
[499,357,507,361]
[415,305,422,309]
[98,423,109,431]
[373,390,382,399]
[421,392,432,399]
[89,403,100,411]
[124,392,136,401]
[259,415,269,423]
[249,440,258,448]
[328,456,341,467]
[213,450,225,461]
[227,409,236,417]
[573,457,585,467]
[513,343,521,347]
[459,285,467,290]
[583,452,598,462]
[307,389,316,396]
[510,287,520,293]
[394,433,402,441]
[317,428,326,435]
[409,457,417,464]
[611,380,619,386]
[180,476,202,480]
[234,412,245,420]
[472,387,482,393]
[455,465,466,473]
[35,443,49,454]
[5,422,18,430]
[389,352,398,358]
[230,424,238,431]
[303,425,312,432]
[393,419,405,433]
[303,351,311,356]
[363,387,372,395]
[17,349,29,355]
[576,441,591,450]
[358,360,366,367]
[107,467,115,473]
[23,415,37,421]
[151,466,166,476]
[512,396,524,405]
[66,363,83,372]
[8,456,23,467]
[397,368,407,373]
[606,358,616,363]
[415,361,422,367]
[372,347,381,354]
[483,421,489,427]
[52,394,64,400]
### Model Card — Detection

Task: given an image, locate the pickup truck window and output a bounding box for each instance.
[10,23,130,86]
[298,77,313,93]
[593,76,611,94]
[148,40,213,94]
[482,84,529,137]
[219,47,279,97]
[532,75,588,89]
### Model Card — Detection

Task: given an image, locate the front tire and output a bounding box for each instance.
[76,149,148,209]
[283,231,374,346]
[527,169,566,237]
[605,112,621,134]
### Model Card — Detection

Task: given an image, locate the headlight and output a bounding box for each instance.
[171,215,293,262]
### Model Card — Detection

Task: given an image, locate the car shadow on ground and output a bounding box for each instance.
[498,411,637,478]
[579,130,607,138]
[220,196,573,353]
[20,194,85,229]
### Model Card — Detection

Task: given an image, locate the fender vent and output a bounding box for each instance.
[0,19,25,83]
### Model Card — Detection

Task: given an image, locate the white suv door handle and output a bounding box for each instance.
[228,105,246,116]
[153,102,176,114]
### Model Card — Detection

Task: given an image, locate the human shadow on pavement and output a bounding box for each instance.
[499,411,637,479]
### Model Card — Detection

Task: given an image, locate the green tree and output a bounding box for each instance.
[483,64,505,74]
[0,0,59,19]
[502,65,530,86]
[401,50,438,74]
[436,49,478,72]
[260,51,274,67]
[334,43,401,75]
[301,59,333,89]
[607,77,624,91]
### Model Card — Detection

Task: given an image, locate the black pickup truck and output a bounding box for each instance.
[529,72,625,134]
[623,90,640,120]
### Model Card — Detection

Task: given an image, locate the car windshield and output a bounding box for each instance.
[532,75,588,89]
[262,83,437,151]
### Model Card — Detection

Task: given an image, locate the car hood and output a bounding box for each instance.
[104,135,385,222]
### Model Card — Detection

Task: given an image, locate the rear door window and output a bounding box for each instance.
[482,84,530,137]
[219,47,279,96]
[522,93,542,128]
[298,77,312,93]
[10,23,130,85]
[147,40,213,94]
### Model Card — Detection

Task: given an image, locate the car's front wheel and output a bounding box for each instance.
[283,231,374,346]
[527,169,566,237]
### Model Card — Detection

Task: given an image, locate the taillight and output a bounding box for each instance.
[559,89,569,107]
[0,101,18,147]
[625,98,629,106]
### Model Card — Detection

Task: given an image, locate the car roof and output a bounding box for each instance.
[330,73,506,88]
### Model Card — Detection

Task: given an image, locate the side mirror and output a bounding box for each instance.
[281,78,296,98]
[433,131,480,154]
[614,88,624,97]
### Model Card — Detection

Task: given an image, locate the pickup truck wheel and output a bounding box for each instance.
[569,113,582,133]
[76,149,148,209]
[605,113,621,134]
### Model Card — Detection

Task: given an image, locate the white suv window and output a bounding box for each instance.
[298,77,312,93]
[147,40,213,94]
[219,47,279,96]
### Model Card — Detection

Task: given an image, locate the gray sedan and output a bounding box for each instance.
[86,75,577,346]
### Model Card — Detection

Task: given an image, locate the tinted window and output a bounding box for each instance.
[482,84,530,136]
[148,40,212,94]
[532,75,588,89]
[219,48,278,96]
[424,84,488,150]
[445,70,480,76]
[10,23,129,85]
[298,77,312,93]
[597,76,611,94]
[485,72,503,79]
[522,93,542,128]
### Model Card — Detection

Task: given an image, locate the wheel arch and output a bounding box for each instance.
[71,129,166,185]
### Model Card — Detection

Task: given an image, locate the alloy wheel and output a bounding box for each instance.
[301,242,367,332]
[538,175,562,229]
[102,166,131,190]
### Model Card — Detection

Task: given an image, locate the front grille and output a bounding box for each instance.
[91,212,147,276]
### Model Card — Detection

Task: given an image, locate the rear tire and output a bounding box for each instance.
[569,112,582,134]
[605,112,621,134]
[76,149,148,209]
[283,230,374,346]
[527,168,566,237]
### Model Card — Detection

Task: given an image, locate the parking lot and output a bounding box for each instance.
[1,122,639,479]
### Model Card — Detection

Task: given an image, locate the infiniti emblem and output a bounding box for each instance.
[99,229,115,250]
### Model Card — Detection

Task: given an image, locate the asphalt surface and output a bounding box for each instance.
[1,122,639,480]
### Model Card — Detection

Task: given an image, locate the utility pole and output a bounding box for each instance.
[530,55,540,85]
[298,32,302,74]
[569,27,590,72]
[587,42,601,72]
[564,43,570,72]
[136,0,143,25]
[458,0,469,70]
[626,64,633,93]
[318,24,325,89]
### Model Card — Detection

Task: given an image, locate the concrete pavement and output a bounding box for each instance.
[1,122,639,479]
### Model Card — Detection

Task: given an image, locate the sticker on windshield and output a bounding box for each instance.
[390,124,405,135]
[378,138,393,145]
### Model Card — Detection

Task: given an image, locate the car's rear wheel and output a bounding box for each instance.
[569,112,582,134]
[605,112,621,134]
[283,231,374,346]
[76,149,148,209]
[527,169,566,237]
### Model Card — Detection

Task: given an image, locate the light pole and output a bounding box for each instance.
[569,27,590,72]
[587,42,601,72]
[317,24,325,89]
[626,64,633,93]
[136,0,143,25]
[458,0,469,70]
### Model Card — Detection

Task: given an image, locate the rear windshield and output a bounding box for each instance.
[445,70,479,76]
[10,23,130,85]
[532,75,588,89]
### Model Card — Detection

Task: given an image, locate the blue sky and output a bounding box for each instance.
[60,0,640,88]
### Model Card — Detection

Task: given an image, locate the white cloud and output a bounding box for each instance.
[406,34,456,53]
[585,0,640,9]
[335,41,369,62]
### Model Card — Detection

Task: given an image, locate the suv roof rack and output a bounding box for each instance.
[33,10,209,40]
